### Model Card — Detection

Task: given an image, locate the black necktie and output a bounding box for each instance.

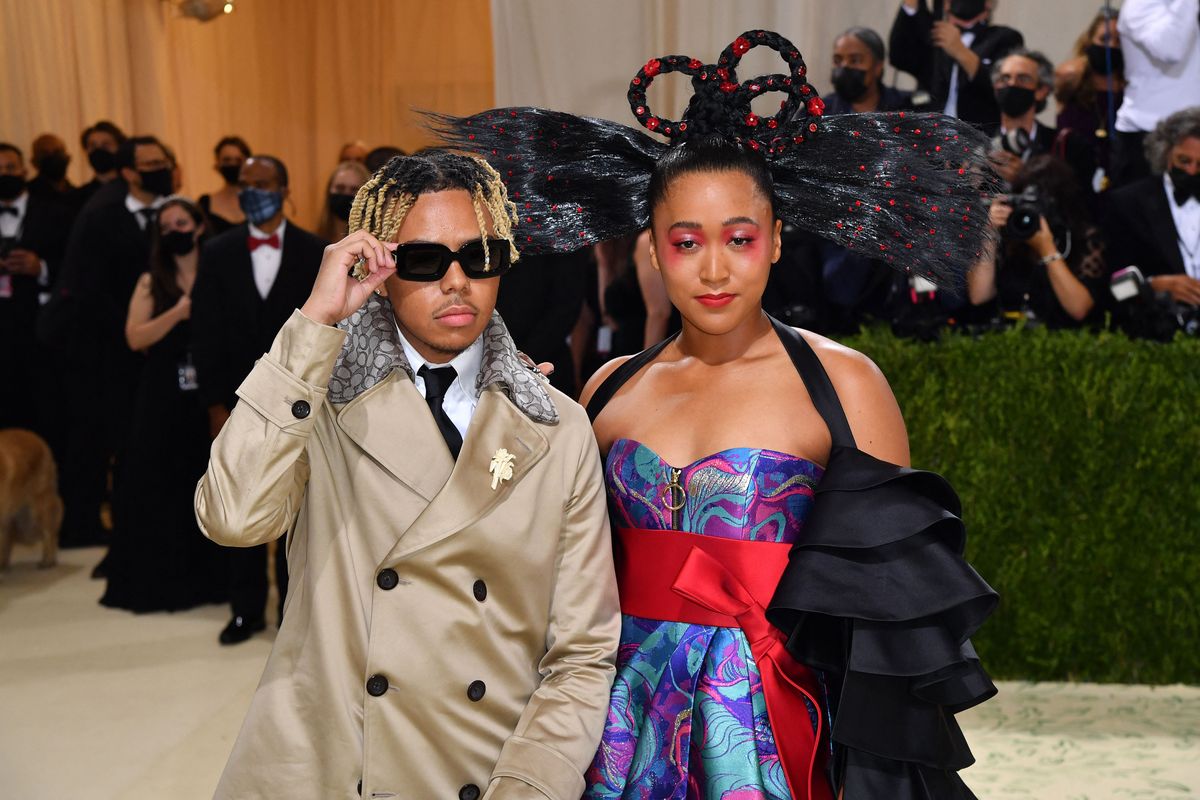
[418,365,463,460]
[0,206,18,216]
[136,207,157,234]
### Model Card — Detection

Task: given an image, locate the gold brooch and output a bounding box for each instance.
[489,448,516,490]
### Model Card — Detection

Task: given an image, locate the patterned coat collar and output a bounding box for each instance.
[327,293,559,425]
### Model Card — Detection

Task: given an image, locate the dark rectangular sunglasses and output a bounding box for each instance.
[393,238,512,281]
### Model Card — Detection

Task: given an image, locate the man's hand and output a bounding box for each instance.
[300,230,397,326]
[2,248,41,277]
[990,150,1022,184]
[1028,216,1057,260]
[988,196,1013,230]
[932,21,967,56]
[1150,274,1200,306]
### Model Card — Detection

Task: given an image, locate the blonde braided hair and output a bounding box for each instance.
[348,152,519,281]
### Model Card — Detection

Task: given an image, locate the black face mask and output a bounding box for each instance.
[161,229,198,256]
[950,0,987,23]
[139,167,174,198]
[38,152,70,182]
[0,174,26,201]
[832,67,870,103]
[218,164,242,185]
[996,86,1037,117]
[88,148,117,174]
[328,192,355,222]
[1086,44,1124,76]
[1169,168,1200,204]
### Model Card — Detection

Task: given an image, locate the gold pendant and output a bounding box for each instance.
[489,448,516,490]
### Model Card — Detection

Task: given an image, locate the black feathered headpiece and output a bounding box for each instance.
[429,29,1000,287]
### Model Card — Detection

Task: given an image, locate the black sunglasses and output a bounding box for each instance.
[392,238,512,281]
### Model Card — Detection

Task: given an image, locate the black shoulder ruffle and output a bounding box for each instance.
[766,445,999,800]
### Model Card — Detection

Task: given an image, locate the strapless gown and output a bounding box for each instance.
[584,438,827,800]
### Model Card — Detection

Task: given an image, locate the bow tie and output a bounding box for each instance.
[0,206,20,216]
[1173,181,1200,206]
[247,233,280,252]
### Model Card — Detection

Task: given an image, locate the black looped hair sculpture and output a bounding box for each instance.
[428,29,1001,288]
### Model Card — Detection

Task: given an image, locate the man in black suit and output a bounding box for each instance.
[826,26,914,115]
[1106,107,1200,306]
[889,0,1023,130]
[191,154,326,645]
[0,143,71,435]
[42,135,177,548]
[72,121,127,213]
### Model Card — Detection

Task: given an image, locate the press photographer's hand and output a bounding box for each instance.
[301,230,397,326]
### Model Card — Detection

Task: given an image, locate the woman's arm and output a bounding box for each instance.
[125,273,188,351]
[633,230,672,348]
[1029,218,1095,321]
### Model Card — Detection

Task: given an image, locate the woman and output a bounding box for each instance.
[440,30,998,799]
[100,197,228,612]
[1054,9,1125,190]
[198,135,250,235]
[968,155,1110,328]
[316,159,371,241]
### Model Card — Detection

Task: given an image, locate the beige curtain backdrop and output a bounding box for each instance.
[0,0,494,228]
[492,0,1104,127]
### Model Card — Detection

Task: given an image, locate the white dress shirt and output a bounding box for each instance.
[0,191,51,298]
[1116,0,1200,133]
[396,323,484,442]
[124,191,162,230]
[248,219,286,300]
[1165,173,1200,279]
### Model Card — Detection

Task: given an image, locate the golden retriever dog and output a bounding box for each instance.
[0,429,62,570]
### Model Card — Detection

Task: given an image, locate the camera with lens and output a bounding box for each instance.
[1109,266,1199,341]
[998,186,1053,241]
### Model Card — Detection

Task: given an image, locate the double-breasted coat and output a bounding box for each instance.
[195,300,621,800]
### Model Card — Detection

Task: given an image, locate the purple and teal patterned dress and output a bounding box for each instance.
[584,438,826,800]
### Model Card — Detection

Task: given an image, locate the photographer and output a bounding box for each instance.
[968,155,1110,328]
[889,0,1024,129]
[1105,106,1200,306]
[989,50,1061,184]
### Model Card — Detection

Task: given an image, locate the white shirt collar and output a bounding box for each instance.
[124,191,164,215]
[1001,121,1039,139]
[394,320,484,399]
[248,218,287,240]
[0,191,28,215]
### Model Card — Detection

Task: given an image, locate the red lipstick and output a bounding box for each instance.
[696,293,736,308]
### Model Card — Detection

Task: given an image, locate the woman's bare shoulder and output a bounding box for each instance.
[795,328,910,465]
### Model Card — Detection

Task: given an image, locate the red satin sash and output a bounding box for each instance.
[616,527,833,800]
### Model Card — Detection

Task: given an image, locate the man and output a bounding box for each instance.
[0,143,70,433]
[195,150,620,798]
[1106,106,1200,306]
[989,49,1060,184]
[26,133,74,205]
[826,26,914,115]
[1112,0,1200,186]
[73,120,127,211]
[190,154,326,645]
[889,0,1024,129]
[42,135,176,548]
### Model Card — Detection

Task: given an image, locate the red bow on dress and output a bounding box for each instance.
[247,233,280,252]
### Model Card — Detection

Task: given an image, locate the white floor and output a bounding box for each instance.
[1,545,1197,800]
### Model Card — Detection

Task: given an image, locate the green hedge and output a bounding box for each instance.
[840,326,1200,685]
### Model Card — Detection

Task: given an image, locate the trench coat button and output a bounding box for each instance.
[472,579,487,602]
[467,680,486,702]
[377,568,399,590]
[366,674,389,696]
[291,400,311,419]
[459,784,480,800]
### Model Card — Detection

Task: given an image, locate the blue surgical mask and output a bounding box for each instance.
[238,187,284,225]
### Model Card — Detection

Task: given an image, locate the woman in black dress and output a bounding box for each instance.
[100,197,228,612]
[197,136,250,235]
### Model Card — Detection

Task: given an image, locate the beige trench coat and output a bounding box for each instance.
[195,310,620,800]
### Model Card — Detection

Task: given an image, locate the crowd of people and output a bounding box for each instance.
[0,0,1198,649]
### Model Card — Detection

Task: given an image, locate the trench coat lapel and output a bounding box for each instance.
[386,386,549,561]
[335,371,455,502]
